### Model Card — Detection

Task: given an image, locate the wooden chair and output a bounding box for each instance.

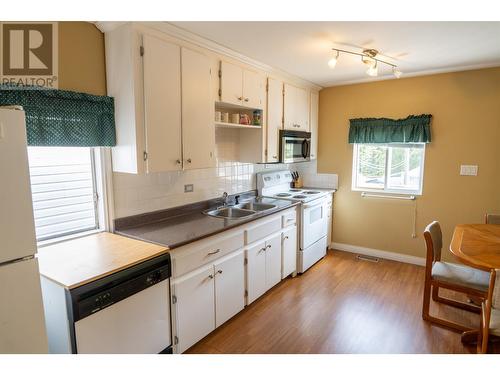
[422,221,490,332]
[485,214,500,224]
[477,269,500,353]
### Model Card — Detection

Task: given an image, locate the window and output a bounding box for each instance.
[352,143,425,195]
[27,147,100,242]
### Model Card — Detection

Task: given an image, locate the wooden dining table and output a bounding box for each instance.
[450,224,500,344]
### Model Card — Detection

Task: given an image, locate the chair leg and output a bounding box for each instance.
[432,285,439,302]
[422,277,432,320]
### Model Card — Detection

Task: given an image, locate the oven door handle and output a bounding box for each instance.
[303,200,326,209]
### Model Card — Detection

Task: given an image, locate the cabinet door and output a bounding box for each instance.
[283,83,297,130]
[181,48,215,170]
[243,69,264,109]
[214,250,245,328]
[310,91,319,159]
[220,61,243,106]
[265,233,282,290]
[171,263,215,353]
[142,34,182,173]
[295,86,310,131]
[282,225,297,279]
[266,78,283,162]
[245,240,267,304]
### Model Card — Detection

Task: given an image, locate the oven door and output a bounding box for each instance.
[280,131,311,163]
[301,198,328,249]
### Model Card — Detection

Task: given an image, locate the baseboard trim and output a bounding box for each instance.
[330,242,426,266]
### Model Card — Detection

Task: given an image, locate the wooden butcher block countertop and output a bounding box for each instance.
[37,232,169,289]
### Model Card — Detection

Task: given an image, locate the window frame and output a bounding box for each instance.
[33,147,112,247]
[351,143,426,196]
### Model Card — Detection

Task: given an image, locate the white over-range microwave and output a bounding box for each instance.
[279,130,311,163]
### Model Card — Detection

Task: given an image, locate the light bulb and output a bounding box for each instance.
[393,67,402,78]
[366,62,378,77]
[328,50,339,69]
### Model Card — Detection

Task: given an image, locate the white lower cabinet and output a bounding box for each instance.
[171,250,245,353]
[282,225,297,279]
[214,251,245,328]
[171,263,215,353]
[246,232,282,305]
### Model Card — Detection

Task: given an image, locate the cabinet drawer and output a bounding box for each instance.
[282,210,296,228]
[170,229,244,277]
[245,215,282,244]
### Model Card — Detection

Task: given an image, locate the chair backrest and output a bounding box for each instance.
[493,269,500,309]
[486,214,500,225]
[424,221,442,262]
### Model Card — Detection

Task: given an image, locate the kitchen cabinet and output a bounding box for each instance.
[171,263,215,354]
[105,25,215,174]
[310,91,319,160]
[219,61,264,109]
[282,225,297,279]
[246,232,282,304]
[142,34,182,173]
[171,249,244,352]
[266,78,283,163]
[214,251,245,327]
[181,47,215,170]
[284,83,309,131]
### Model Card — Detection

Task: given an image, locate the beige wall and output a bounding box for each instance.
[318,67,500,261]
[58,22,106,95]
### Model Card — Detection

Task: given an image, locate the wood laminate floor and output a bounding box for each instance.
[187,250,500,354]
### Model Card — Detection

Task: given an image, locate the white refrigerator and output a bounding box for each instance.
[0,106,48,353]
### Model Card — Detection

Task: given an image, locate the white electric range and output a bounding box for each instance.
[257,170,331,273]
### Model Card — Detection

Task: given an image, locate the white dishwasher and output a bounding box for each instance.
[69,254,172,354]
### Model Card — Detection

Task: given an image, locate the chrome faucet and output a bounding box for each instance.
[221,192,229,207]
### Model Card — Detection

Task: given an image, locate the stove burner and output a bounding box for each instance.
[304,191,320,195]
[289,189,302,192]
[276,193,292,197]
[293,195,307,199]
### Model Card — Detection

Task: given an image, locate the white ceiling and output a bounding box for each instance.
[170,21,500,87]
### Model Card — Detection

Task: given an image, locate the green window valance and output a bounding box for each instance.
[348,114,432,144]
[0,85,116,147]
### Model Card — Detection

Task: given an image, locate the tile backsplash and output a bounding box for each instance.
[112,132,338,218]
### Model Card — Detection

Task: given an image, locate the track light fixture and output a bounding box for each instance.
[328,48,402,78]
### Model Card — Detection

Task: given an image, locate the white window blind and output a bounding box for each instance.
[27,147,98,241]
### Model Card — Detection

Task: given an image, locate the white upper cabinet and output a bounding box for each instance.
[310,91,319,160]
[220,61,264,109]
[284,83,310,132]
[105,25,215,174]
[181,47,215,170]
[142,34,182,173]
[266,78,283,163]
[220,61,243,106]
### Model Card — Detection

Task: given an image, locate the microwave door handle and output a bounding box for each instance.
[304,140,310,158]
[301,139,307,158]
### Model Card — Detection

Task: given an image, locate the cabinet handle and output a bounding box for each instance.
[266,244,272,249]
[176,159,181,164]
[244,98,249,102]
[259,247,266,253]
[284,236,289,240]
[238,96,243,101]
[217,270,223,274]
[208,274,214,279]
[186,158,192,163]
[207,249,220,256]
[272,155,278,159]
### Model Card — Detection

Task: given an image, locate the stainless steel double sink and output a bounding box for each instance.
[204,202,277,219]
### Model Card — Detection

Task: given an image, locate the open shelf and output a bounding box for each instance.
[215,121,262,129]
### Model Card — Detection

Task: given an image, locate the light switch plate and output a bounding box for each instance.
[460,165,478,176]
[184,184,194,193]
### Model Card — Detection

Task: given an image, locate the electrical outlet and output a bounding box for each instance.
[184,184,194,193]
[460,165,478,176]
